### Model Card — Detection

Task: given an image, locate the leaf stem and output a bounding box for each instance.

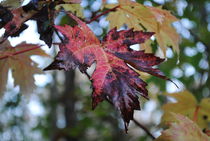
[0,46,41,60]
[193,106,200,122]
[133,118,156,140]
[86,5,120,24]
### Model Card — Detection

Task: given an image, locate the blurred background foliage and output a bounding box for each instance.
[0,0,210,141]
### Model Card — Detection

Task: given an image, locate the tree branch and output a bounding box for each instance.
[133,118,156,140]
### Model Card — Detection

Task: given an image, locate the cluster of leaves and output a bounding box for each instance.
[1,0,209,140]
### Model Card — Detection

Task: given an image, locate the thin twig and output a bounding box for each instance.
[84,71,91,79]
[86,5,120,24]
[133,118,156,140]
[54,27,64,43]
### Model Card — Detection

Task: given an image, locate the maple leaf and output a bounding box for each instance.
[161,90,210,130]
[156,113,210,141]
[105,0,180,56]
[0,5,37,43]
[0,42,49,95]
[106,0,156,31]
[45,13,170,131]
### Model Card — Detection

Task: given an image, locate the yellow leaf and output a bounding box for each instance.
[105,0,180,56]
[106,0,156,31]
[156,113,210,141]
[56,4,83,18]
[0,42,49,95]
[161,90,210,129]
[148,6,180,56]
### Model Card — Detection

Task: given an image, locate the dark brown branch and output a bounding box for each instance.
[133,118,156,140]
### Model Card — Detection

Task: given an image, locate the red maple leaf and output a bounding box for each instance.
[45,13,169,131]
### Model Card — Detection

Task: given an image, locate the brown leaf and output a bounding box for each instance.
[0,42,49,95]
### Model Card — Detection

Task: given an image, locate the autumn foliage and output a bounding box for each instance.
[0,0,209,140]
[44,13,170,131]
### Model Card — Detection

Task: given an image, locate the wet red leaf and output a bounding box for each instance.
[45,13,168,131]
